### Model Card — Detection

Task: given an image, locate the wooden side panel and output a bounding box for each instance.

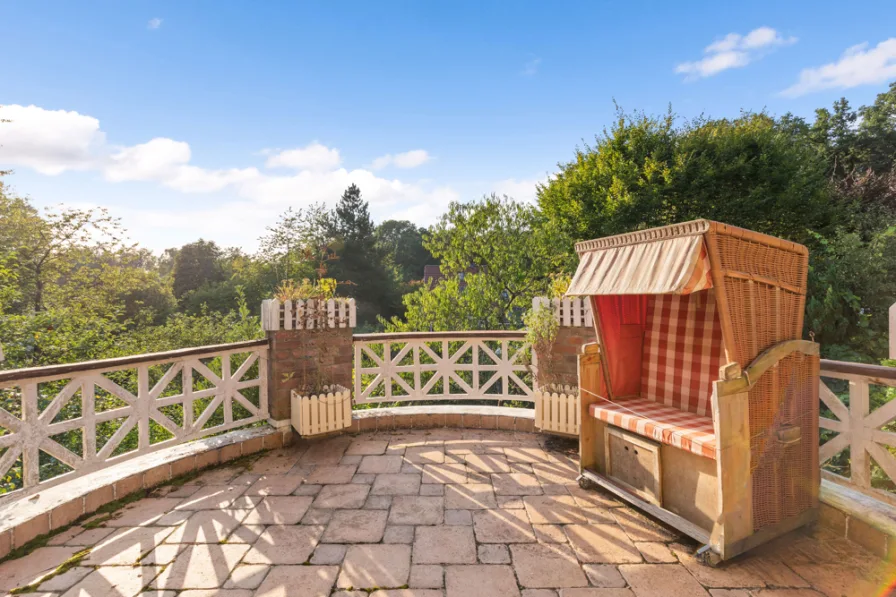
[661,444,718,531]
[711,379,753,557]
[578,343,603,472]
[606,428,662,505]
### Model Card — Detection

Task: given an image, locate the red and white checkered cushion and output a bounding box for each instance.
[589,398,717,459]
[641,291,726,417]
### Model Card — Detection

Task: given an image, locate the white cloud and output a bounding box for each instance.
[370,149,431,170]
[104,138,258,192]
[265,142,342,171]
[781,38,896,97]
[147,18,162,30]
[0,104,458,248]
[0,104,105,175]
[522,58,541,76]
[676,26,797,80]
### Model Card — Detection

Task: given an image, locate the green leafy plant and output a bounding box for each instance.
[522,275,569,388]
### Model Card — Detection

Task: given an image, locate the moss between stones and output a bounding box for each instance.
[9,547,90,594]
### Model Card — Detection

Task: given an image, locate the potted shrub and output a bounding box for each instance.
[272,277,355,436]
[261,242,356,436]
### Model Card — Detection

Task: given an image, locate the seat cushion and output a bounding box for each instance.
[590,398,717,459]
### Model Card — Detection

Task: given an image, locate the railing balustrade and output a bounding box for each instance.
[3,319,896,513]
[352,331,534,404]
[0,340,268,500]
[819,359,896,505]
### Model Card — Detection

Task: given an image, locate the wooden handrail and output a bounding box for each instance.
[0,339,269,384]
[820,359,896,382]
[717,340,819,396]
[353,330,527,342]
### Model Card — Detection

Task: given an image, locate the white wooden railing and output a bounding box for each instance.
[531,297,593,327]
[0,340,268,501]
[353,331,534,404]
[261,298,356,331]
[819,359,896,505]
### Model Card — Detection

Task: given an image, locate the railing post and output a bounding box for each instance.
[849,379,871,488]
[21,382,39,489]
[889,301,895,360]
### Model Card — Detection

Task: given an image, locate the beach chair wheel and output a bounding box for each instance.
[577,475,597,490]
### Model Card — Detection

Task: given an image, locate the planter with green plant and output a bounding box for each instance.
[524,279,581,436]
[261,248,357,436]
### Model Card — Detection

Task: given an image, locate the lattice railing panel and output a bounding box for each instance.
[819,362,896,505]
[0,342,268,500]
[354,334,534,404]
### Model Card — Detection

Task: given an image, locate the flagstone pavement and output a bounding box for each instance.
[0,430,891,597]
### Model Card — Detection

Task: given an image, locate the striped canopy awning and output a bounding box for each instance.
[567,231,713,296]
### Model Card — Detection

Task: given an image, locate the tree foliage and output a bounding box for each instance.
[172,239,223,300]
[327,184,401,327]
[384,195,569,331]
[375,220,434,284]
[537,109,834,246]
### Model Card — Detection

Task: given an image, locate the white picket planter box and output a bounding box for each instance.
[291,385,353,436]
[534,384,580,435]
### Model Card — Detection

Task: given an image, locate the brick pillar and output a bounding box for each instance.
[262,298,356,430]
[267,327,354,425]
[534,325,596,388]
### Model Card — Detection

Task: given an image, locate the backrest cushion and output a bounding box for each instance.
[641,290,726,417]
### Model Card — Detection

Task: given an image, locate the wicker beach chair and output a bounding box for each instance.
[568,219,819,563]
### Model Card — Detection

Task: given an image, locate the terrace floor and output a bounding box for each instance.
[0,430,890,597]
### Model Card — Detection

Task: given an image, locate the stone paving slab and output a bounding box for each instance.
[323,509,389,543]
[390,496,445,525]
[445,483,497,509]
[254,565,338,597]
[3,430,890,597]
[154,544,250,589]
[445,564,521,597]
[243,524,325,564]
[312,483,371,509]
[337,544,412,589]
[243,495,313,525]
[0,546,79,592]
[473,508,536,543]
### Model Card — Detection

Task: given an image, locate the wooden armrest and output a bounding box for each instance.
[716,339,819,397]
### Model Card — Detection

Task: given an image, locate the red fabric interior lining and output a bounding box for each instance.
[592,295,648,398]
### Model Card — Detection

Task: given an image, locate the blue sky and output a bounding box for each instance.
[1,1,895,252]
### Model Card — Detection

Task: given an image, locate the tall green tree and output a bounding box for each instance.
[258,203,331,284]
[171,239,224,300]
[0,185,143,315]
[538,109,835,247]
[328,184,399,327]
[385,195,569,331]
[375,220,435,284]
